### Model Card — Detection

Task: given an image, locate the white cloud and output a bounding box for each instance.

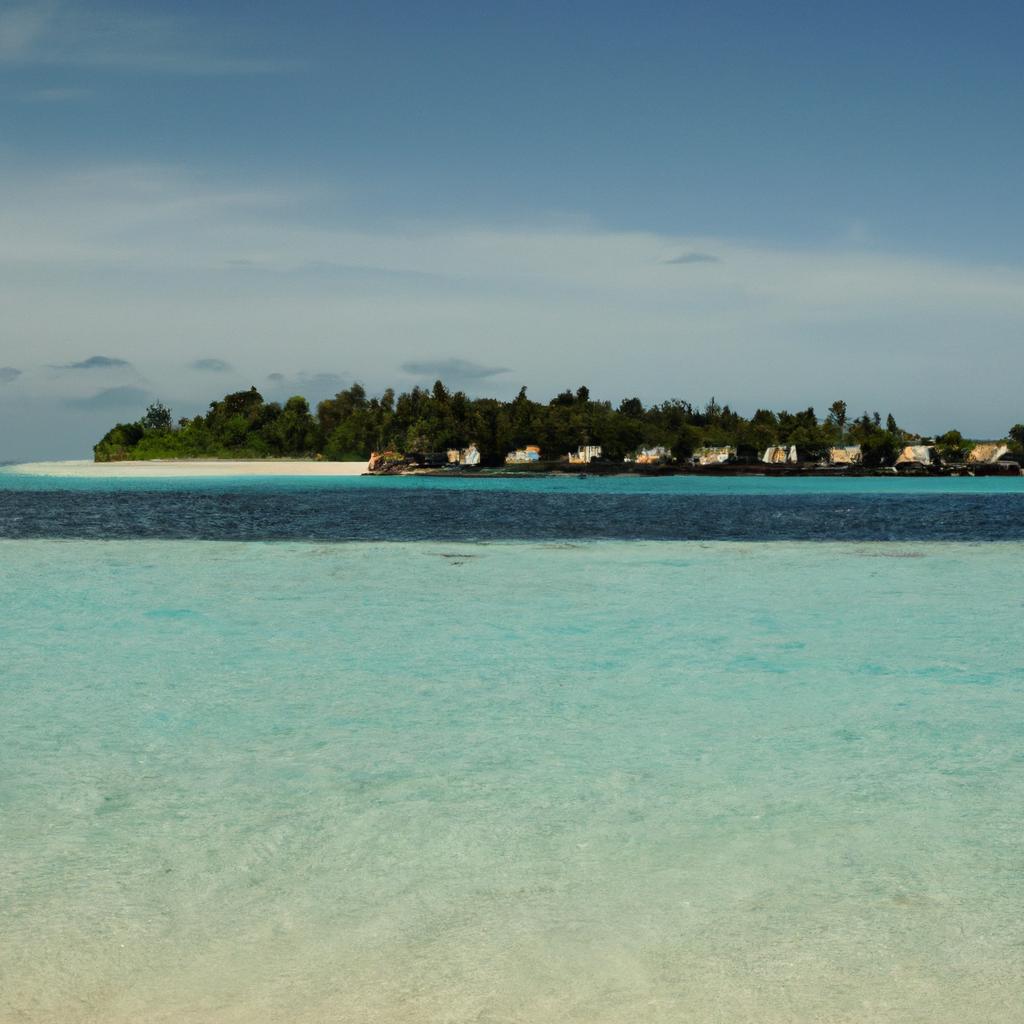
[22,85,92,101]
[3,162,1022,317]
[0,160,1022,457]
[0,2,298,74]
[0,3,53,60]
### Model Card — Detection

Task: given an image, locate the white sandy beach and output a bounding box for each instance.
[6,459,369,478]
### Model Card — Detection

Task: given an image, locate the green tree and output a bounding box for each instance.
[92,379,961,471]
[93,421,145,462]
[317,384,368,440]
[936,429,968,462]
[269,396,317,454]
[141,401,173,432]
[618,396,644,419]
[827,400,848,441]
[861,431,899,467]
[674,424,703,459]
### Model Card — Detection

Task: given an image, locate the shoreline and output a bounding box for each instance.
[387,464,1021,478]
[3,458,1021,480]
[5,459,369,478]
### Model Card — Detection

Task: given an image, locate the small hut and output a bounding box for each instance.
[568,445,603,464]
[829,445,863,466]
[634,446,671,465]
[895,445,935,471]
[505,445,541,465]
[967,443,1009,465]
[694,446,735,466]
[761,445,798,465]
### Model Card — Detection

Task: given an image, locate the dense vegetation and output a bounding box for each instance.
[94,383,1024,467]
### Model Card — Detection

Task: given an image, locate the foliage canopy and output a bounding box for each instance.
[93,383,1014,467]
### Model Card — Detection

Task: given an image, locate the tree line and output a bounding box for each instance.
[93,383,1024,466]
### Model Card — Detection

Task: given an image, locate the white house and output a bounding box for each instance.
[633,446,671,464]
[762,445,798,464]
[568,445,602,464]
[967,443,1008,465]
[506,445,541,464]
[895,445,934,466]
[829,445,862,465]
[694,446,734,466]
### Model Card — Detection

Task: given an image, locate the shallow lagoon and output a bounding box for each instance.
[2,539,1022,1022]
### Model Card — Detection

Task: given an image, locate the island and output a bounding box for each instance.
[92,382,1024,476]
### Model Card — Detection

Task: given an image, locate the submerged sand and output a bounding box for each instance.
[7,459,368,478]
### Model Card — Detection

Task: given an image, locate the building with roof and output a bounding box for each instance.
[829,445,862,465]
[505,445,541,464]
[448,444,481,466]
[762,445,798,465]
[967,443,1009,465]
[895,445,935,469]
[568,445,603,464]
[694,446,735,466]
[630,446,672,464]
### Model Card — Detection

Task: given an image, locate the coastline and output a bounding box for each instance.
[4,458,1020,481]
[6,459,369,478]
[382,463,1021,478]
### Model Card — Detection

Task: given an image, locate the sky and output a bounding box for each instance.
[1,0,1022,459]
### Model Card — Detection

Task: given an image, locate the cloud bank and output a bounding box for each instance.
[63,385,151,410]
[662,252,720,265]
[0,2,298,75]
[22,86,92,102]
[1,162,1023,457]
[401,358,511,382]
[265,372,348,400]
[52,354,132,370]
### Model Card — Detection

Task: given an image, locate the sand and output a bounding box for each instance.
[6,459,369,478]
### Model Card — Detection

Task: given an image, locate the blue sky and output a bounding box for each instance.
[1,0,1022,458]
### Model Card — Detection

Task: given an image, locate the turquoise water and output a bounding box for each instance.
[2,539,1022,1022]
[4,472,1024,542]
[3,465,1024,494]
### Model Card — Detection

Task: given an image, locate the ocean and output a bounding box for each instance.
[2,471,1024,540]
[1,473,1022,1021]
